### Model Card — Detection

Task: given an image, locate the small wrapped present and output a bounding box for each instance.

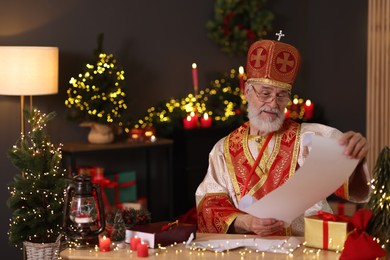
[105,171,137,205]
[304,211,352,251]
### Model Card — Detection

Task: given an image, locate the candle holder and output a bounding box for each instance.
[129,128,144,142]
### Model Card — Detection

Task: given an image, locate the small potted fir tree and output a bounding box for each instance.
[7,109,71,259]
[65,34,128,144]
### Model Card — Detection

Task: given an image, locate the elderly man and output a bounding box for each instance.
[195,39,370,236]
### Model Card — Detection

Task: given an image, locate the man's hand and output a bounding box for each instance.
[339,131,369,160]
[233,214,284,236]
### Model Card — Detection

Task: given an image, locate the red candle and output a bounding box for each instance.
[291,97,299,113]
[239,66,245,91]
[183,115,195,129]
[192,63,199,95]
[130,236,141,251]
[99,235,111,252]
[304,100,314,120]
[137,242,149,257]
[284,108,290,119]
[200,113,212,128]
[190,111,198,128]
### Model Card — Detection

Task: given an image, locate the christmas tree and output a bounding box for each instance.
[367,146,390,252]
[65,33,128,126]
[7,109,71,247]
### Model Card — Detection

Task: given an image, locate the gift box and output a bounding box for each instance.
[304,212,352,251]
[105,171,137,205]
[328,201,359,217]
[125,221,197,248]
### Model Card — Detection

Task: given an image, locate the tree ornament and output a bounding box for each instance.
[207,0,274,56]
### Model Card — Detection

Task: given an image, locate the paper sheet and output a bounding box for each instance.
[241,135,359,226]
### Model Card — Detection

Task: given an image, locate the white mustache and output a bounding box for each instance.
[248,107,281,119]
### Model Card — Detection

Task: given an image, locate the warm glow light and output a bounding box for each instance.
[0,46,59,95]
[306,100,312,106]
[192,63,197,69]
[239,66,244,75]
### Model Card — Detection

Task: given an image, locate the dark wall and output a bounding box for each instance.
[0,0,367,257]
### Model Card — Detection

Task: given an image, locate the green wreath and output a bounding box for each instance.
[207,0,274,56]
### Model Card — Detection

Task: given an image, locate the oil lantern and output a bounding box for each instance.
[63,174,106,248]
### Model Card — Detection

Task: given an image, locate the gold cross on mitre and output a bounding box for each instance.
[275,30,285,41]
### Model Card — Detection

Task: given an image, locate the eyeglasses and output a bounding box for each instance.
[250,85,291,104]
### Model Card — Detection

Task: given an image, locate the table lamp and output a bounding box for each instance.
[0,46,59,134]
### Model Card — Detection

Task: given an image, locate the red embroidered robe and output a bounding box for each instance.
[197,120,348,234]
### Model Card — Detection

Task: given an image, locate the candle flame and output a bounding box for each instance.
[204,113,209,119]
[190,111,195,117]
[192,63,197,69]
[239,66,244,75]
[293,98,299,105]
[305,100,312,106]
[186,115,192,121]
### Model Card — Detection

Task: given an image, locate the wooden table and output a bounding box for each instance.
[60,233,343,259]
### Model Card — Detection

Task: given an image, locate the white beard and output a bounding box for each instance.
[247,104,284,134]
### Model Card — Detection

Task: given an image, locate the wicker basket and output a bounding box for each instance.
[23,238,61,260]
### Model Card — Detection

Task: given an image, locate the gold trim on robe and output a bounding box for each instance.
[226,120,301,201]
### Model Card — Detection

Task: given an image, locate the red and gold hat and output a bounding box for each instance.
[246,39,301,91]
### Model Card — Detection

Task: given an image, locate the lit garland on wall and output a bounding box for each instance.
[65,51,128,125]
[130,68,248,137]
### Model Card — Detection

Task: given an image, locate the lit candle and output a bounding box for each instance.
[304,99,314,120]
[137,242,149,257]
[192,63,198,95]
[291,97,299,113]
[200,113,212,128]
[284,108,290,119]
[183,115,195,129]
[190,111,198,128]
[99,235,111,252]
[144,126,156,141]
[130,236,141,251]
[239,66,245,91]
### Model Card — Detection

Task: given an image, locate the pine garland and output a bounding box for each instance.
[207,0,274,56]
[133,68,247,137]
[367,146,390,252]
[7,109,72,247]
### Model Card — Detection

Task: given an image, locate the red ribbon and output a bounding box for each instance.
[337,203,345,216]
[114,173,137,205]
[315,211,351,250]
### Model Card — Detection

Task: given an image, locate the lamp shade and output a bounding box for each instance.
[0,46,58,95]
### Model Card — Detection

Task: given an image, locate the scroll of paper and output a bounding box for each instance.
[241,135,359,226]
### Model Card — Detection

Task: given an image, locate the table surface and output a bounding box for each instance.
[60,233,344,260]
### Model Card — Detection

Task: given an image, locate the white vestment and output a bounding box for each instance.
[196,123,370,236]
